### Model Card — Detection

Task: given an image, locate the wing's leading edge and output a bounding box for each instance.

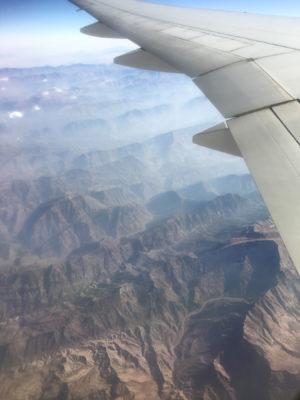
[69,0,300,274]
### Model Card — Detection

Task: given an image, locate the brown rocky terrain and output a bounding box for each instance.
[0,193,299,399]
[0,65,299,399]
[0,148,298,400]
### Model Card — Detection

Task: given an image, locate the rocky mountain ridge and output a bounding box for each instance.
[0,216,299,400]
[0,64,299,399]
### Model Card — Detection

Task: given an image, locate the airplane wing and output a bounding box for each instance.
[69,0,300,275]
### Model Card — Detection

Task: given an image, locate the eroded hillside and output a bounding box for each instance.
[0,65,299,400]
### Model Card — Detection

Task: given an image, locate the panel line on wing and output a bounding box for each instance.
[193,60,245,79]
[271,108,300,147]
[193,61,292,118]
[94,0,300,55]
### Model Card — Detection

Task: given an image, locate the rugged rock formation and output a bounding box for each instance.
[0,210,299,400]
[0,64,299,399]
[17,194,151,257]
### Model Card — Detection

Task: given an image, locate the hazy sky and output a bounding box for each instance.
[2,0,300,67]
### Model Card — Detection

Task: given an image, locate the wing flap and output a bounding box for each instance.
[193,61,292,118]
[228,106,300,273]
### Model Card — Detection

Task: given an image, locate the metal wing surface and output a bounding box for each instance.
[70,0,300,274]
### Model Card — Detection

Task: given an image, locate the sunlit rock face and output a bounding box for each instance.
[0,65,299,400]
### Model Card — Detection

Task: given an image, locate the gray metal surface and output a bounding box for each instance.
[114,49,178,72]
[71,0,300,49]
[232,43,291,58]
[193,123,242,157]
[191,34,249,52]
[162,26,201,40]
[228,109,300,273]
[193,61,292,118]
[80,22,124,38]
[272,101,300,144]
[257,52,300,99]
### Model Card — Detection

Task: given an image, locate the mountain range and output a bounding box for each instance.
[0,64,299,400]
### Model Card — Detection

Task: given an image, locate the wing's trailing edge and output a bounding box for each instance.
[228,104,300,271]
[70,0,300,274]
